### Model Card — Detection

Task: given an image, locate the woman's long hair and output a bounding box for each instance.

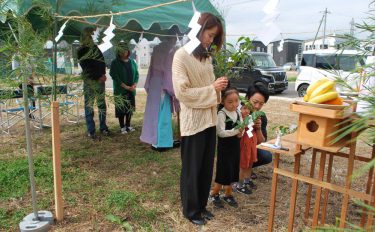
[192,12,224,60]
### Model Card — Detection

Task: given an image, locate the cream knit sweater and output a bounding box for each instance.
[172,47,221,136]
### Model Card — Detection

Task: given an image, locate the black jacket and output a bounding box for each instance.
[77,45,106,80]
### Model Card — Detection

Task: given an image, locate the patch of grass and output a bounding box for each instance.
[0,153,53,200]
[62,149,94,159]
[126,152,164,166]
[106,190,137,212]
[0,208,9,229]
[105,190,160,230]
[0,207,27,231]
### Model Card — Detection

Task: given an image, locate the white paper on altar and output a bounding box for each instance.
[260,142,281,150]
[257,23,281,46]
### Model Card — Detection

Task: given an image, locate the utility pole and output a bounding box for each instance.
[321,8,331,49]
[350,18,355,37]
[312,14,325,49]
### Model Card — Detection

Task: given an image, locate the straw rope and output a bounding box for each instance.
[55,0,188,19]
[71,18,184,38]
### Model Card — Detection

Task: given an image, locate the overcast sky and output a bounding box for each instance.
[212,0,372,44]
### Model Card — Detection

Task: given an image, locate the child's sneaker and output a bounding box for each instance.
[245,180,257,190]
[223,195,238,208]
[126,126,135,132]
[121,127,128,134]
[209,194,224,208]
[236,184,252,195]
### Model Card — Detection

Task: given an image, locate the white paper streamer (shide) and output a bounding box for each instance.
[98,15,116,53]
[55,20,69,42]
[184,10,201,54]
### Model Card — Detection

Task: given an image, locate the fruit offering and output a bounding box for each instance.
[303,79,343,105]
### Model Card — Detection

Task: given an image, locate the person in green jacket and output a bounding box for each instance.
[110,42,139,134]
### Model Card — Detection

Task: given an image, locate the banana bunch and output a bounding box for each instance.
[303,79,341,104]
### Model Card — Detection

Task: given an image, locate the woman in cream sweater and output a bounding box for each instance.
[172,12,228,226]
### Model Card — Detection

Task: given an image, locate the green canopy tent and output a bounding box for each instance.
[2,0,222,42]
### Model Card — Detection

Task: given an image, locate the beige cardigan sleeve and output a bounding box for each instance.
[172,52,220,109]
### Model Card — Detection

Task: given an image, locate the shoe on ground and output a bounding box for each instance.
[120,127,128,134]
[223,195,238,208]
[87,133,96,140]
[126,126,135,132]
[209,194,224,208]
[100,129,110,136]
[245,180,257,190]
[151,146,169,152]
[236,185,252,195]
[188,215,206,225]
[201,209,214,220]
[173,140,181,148]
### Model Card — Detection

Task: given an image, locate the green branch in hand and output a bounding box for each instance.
[211,37,253,79]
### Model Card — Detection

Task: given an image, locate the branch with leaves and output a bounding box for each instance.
[225,96,265,130]
[211,36,253,78]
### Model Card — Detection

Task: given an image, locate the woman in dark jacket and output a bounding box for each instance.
[110,43,139,134]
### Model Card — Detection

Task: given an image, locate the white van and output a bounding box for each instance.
[295,49,367,97]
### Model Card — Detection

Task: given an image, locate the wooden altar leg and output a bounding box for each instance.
[361,145,375,227]
[288,153,301,232]
[320,153,334,225]
[339,134,357,228]
[312,151,327,228]
[366,174,375,229]
[268,153,280,232]
[304,149,317,222]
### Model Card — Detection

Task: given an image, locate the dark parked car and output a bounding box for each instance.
[229,52,288,94]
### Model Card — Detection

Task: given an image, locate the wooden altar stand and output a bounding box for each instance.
[261,103,375,232]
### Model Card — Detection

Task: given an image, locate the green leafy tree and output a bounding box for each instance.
[320,1,375,230]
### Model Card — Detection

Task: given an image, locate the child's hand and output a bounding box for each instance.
[237,128,244,138]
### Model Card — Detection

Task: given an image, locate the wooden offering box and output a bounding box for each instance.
[290,102,352,148]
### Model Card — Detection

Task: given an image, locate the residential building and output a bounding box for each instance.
[250,40,267,53]
[268,39,303,66]
[303,33,347,51]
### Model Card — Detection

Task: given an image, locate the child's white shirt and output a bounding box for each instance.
[217,108,243,138]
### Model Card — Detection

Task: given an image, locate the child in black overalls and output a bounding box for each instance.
[210,88,243,208]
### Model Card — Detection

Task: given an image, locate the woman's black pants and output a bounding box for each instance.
[180,126,216,219]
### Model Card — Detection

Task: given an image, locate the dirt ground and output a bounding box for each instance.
[0,91,373,232]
